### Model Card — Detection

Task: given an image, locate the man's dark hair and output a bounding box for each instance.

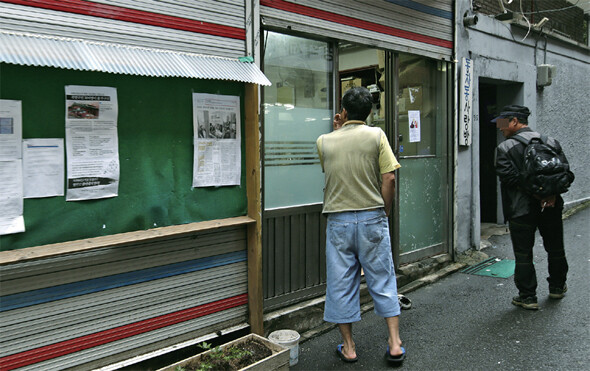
[342,87,372,121]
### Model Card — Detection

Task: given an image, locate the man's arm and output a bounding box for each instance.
[495,145,521,187]
[381,171,396,217]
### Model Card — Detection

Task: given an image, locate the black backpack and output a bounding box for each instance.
[512,134,573,198]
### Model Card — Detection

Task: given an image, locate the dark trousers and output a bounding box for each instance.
[508,206,568,298]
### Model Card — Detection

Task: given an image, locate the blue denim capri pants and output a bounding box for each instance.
[323,208,401,323]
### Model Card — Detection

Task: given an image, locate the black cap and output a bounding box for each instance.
[491,105,531,123]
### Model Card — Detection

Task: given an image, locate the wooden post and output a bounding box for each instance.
[244,83,263,335]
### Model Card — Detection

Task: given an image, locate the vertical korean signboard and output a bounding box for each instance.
[459,58,473,146]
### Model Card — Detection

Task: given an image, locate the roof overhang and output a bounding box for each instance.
[0,31,271,86]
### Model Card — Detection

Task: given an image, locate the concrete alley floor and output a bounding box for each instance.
[292,206,589,371]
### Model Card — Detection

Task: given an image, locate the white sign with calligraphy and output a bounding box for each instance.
[459,58,473,146]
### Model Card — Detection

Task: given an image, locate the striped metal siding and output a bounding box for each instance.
[0,226,248,370]
[260,0,453,60]
[263,204,327,311]
[0,0,247,58]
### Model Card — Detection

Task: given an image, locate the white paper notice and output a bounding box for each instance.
[0,160,25,235]
[192,93,241,187]
[0,100,23,160]
[65,86,119,201]
[23,138,65,198]
[408,110,421,143]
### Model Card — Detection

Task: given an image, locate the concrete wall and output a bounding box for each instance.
[454,4,590,253]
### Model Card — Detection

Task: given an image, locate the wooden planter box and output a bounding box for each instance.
[157,334,290,371]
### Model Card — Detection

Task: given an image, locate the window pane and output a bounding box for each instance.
[397,54,445,157]
[397,55,450,254]
[338,44,386,132]
[263,32,333,209]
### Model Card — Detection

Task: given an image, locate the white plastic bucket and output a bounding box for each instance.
[268,330,300,366]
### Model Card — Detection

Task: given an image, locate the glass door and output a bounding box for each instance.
[396,53,451,263]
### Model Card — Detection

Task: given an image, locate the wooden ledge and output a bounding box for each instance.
[0,216,256,266]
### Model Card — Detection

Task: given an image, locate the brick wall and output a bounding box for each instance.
[473,0,587,44]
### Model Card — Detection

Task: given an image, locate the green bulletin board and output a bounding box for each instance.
[0,63,248,251]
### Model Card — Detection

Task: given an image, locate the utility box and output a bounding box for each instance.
[537,64,556,86]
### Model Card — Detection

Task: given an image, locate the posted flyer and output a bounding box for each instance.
[23,138,65,198]
[408,110,421,143]
[0,99,23,160]
[65,85,119,201]
[0,160,25,235]
[192,93,241,187]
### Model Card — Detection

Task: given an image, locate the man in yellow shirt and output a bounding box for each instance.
[316,87,405,365]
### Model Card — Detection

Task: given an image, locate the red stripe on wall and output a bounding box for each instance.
[0,0,245,40]
[0,294,248,370]
[261,0,453,49]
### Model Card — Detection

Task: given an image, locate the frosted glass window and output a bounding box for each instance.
[263,32,333,209]
[397,55,445,157]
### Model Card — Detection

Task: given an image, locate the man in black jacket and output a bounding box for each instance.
[492,105,574,310]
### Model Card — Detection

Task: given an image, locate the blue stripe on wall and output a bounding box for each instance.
[383,0,453,20]
[0,250,247,312]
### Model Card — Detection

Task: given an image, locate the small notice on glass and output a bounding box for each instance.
[408,110,421,143]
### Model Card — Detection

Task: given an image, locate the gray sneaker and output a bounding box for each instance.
[512,295,539,310]
[549,284,568,299]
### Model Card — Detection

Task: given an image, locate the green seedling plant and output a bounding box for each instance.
[183,341,253,371]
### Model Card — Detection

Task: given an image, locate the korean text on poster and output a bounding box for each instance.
[65,86,119,201]
[192,93,241,187]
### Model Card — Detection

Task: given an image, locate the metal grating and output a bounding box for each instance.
[461,257,515,278]
[0,31,271,86]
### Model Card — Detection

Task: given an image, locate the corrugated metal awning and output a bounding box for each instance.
[0,31,271,86]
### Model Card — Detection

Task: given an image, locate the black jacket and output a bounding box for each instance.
[494,127,574,221]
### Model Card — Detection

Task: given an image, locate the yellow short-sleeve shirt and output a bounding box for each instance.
[317,121,400,213]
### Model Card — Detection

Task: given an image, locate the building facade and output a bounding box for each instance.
[1,0,588,369]
[258,0,455,311]
[455,0,590,252]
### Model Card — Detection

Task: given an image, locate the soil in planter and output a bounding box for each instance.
[181,339,272,371]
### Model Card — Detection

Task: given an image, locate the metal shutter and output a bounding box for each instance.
[0,226,249,370]
[0,0,247,58]
[260,0,453,60]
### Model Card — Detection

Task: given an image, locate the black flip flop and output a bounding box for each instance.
[398,294,412,310]
[336,344,358,363]
[385,346,406,366]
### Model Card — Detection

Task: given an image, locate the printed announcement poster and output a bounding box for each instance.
[65,86,119,201]
[192,93,241,187]
[0,100,25,235]
[0,99,23,160]
[0,160,25,235]
[23,138,65,198]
